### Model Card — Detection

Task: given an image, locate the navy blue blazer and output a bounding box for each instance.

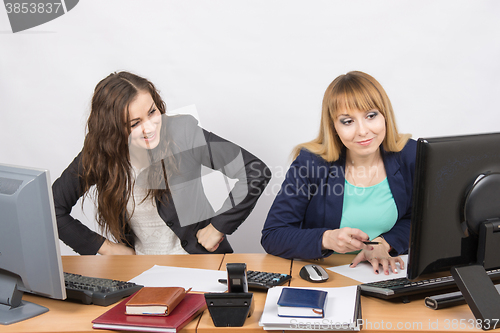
[261,139,417,259]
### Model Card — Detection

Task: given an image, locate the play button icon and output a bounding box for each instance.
[4,0,79,33]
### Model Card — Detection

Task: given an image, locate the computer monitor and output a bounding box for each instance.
[0,164,66,325]
[407,132,500,326]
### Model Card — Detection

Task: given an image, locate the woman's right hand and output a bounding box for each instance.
[321,227,370,253]
[98,239,136,255]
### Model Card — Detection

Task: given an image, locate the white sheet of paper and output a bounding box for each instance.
[128,265,228,292]
[327,255,408,284]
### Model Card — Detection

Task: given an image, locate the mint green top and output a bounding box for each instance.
[339,178,398,241]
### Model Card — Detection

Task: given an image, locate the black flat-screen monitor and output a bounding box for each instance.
[0,164,66,325]
[407,132,500,327]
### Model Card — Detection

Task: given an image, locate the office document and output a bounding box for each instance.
[128,265,227,292]
[327,255,408,284]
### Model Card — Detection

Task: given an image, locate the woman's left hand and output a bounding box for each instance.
[350,237,404,275]
[196,223,225,252]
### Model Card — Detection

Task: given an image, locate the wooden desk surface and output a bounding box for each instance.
[2,255,223,333]
[289,254,481,333]
[1,254,484,333]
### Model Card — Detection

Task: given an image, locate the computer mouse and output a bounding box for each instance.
[299,264,329,282]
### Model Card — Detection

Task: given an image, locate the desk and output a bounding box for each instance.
[292,255,480,333]
[2,255,223,333]
[1,254,482,333]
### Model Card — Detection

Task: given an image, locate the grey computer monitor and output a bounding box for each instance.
[0,164,66,325]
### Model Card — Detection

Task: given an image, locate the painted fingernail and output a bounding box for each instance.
[375,270,379,274]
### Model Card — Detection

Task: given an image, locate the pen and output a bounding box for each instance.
[363,241,381,245]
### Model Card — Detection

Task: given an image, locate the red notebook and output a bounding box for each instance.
[92,293,207,333]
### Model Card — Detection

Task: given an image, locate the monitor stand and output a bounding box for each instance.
[450,220,500,331]
[451,265,500,331]
[0,272,49,325]
[456,173,500,330]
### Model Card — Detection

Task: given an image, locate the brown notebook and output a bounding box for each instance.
[125,287,188,316]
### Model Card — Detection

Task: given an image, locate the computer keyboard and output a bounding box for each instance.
[359,268,500,300]
[64,272,143,306]
[218,270,292,290]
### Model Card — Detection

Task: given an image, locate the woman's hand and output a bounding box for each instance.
[321,227,369,253]
[350,236,404,274]
[196,223,225,252]
[98,239,136,255]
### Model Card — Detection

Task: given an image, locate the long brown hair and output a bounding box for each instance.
[81,71,167,243]
[293,71,410,161]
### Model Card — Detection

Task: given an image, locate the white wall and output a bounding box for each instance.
[1,1,500,255]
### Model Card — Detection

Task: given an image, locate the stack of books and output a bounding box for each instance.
[259,286,361,331]
[92,287,206,333]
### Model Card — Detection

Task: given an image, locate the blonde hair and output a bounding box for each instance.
[293,71,410,162]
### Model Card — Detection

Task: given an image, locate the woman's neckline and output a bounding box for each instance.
[345,177,388,189]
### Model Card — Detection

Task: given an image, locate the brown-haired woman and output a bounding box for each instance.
[53,71,270,255]
[261,71,415,275]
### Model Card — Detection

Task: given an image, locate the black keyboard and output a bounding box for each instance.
[218,270,292,290]
[359,268,500,300]
[64,272,143,306]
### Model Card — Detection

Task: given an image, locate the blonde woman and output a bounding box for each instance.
[261,71,415,275]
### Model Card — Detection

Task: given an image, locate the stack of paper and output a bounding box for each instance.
[259,286,361,331]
